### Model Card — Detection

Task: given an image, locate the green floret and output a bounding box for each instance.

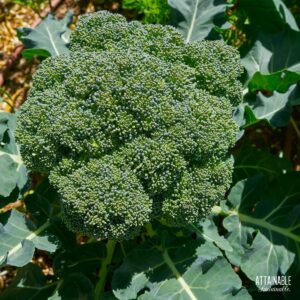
[162,157,234,225]
[50,158,152,240]
[117,137,187,195]
[186,41,244,106]
[15,11,243,240]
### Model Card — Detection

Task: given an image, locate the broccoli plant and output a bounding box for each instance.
[2,1,300,298]
[15,11,243,241]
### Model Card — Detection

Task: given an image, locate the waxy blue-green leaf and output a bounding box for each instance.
[0,179,71,267]
[0,262,94,300]
[113,235,251,300]
[247,88,294,127]
[237,85,297,128]
[239,0,299,33]
[53,242,106,276]
[18,11,73,57]
[0,210,59,267]
[234,28,300,129]
[191,218,233,252]
[0,112,27,198]
[0,154,27,198]
[221,173,300,290]
[24,178,76,249]
[47,274,94,300]
[233,145,292,182]
[242,28,300,92]
[168,0,228,42]
[222,214,254,267]
[0,263,55,300]
[240,232,295,289]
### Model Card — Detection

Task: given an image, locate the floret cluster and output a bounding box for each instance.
[16,11,243,240]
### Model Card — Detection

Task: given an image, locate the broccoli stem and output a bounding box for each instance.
[95,240,116,299]
[145,223,156,237]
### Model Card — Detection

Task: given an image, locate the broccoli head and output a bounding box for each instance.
[16,11,243,240]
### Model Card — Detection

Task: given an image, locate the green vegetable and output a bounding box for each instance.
[122,0,171,24]
[16,11,243,241]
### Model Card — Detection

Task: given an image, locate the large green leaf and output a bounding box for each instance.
[220,173,300,291]
[122,0,171,24]
[246,88,294,127]
[24,179,76,249]
[0,111,15,140]
[0,112,27,198]
[242,28,300,92]
[222,214,255,268]
[191,218,233,252]
[233,145,292,182]
[243,29,300,76]
[0,263,55,300]
[0,209,59,267]
[227,27,300,130]
[17,11,73,58]
[0,262,94,300]
[0,179,75,267]
[53,242,106,276]
[239,0,299,33]
[0,154,26,198]
[47,274,94,300]
[237,85,297,128]
[112,234,251,300]
[248,71,300,93]
[168,0,228,42]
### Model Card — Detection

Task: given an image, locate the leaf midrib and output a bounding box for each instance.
[185,0,200,43]
[238,212,300,243]
[6,219,51,257]
[45,25,60,56]
[162,250,198,300]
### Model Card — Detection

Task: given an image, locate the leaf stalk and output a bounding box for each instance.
[94,239,116,299]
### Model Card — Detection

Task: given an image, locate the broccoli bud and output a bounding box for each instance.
[16,11,243,240]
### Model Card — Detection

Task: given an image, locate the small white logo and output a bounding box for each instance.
[255,275,292,292]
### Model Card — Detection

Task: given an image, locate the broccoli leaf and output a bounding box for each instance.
[21,49,52,60]
[248,71,300,93]
[112,236,250,299]
[17,11,73,58]
[233,145,292,182]
[191,218,233,252]
[240,28,300,129]
[238,85,297,128]
[0,209,59,267]
[221,173,300,291]
[24,178,76,246]
[0,263,94,300]
[47,274,94,300]
[242,28,300,92]
[0,178,76,267]
[0,112,27,198]
[246,87,294,127]
[168,0,228,43]
[239,0,299,33]
[53,242,106,276]
[0,263,56,300]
